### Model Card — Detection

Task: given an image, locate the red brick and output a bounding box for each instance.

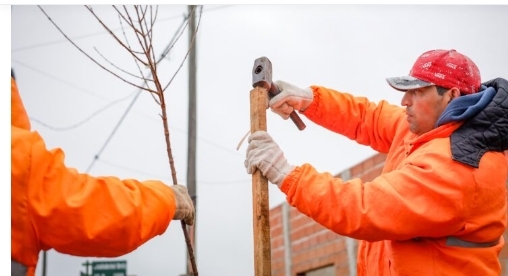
[270,212,282,226]
[290,207,302,217]
[362,156,375,172]
[350,163,363,178]
[271,225,282,237]
[272,247,284,261]
[373,153,387,165]
[271,236,283,249]
[336,263,350,276]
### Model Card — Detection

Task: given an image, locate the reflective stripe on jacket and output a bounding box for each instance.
[280,85,507,275]
[11,78,177,275]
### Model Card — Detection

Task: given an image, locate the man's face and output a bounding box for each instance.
[400,86,451,135]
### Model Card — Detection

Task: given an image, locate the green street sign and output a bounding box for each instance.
[91,260,127,276]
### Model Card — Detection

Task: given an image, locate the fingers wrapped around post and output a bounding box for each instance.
[244,131,295,187]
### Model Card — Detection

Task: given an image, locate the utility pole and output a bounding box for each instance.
[42,251,47,276]
[186,4,198,276]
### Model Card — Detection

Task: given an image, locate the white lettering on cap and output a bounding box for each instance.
[446,62,457,69]
[434,73,445,79]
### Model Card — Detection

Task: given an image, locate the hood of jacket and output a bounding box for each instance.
[446,78,508,168]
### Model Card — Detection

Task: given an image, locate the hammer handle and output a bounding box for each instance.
[269,85,306,131]
[289,111,306,131]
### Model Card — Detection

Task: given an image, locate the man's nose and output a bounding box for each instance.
[401,92,411,106]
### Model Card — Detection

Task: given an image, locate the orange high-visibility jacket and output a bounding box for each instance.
[280,86,507,275]
[11,78,177,276]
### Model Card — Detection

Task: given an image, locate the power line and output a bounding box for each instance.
[12,59,113,101]
[12,7,185,52]
[85,89,142,173]
[28,92,136,131]
[12,5,235,53]
[12,57,174,131]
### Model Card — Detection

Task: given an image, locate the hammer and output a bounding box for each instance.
[252,57,306,131]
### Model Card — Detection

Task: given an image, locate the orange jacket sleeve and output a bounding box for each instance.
[12,126,177,258]
[302,85,406,153]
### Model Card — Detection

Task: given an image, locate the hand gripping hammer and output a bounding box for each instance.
[252,57,306,130]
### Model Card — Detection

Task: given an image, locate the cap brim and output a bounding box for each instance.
[386,76,434,92]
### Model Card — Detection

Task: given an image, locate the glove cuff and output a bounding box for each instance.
[273,163,295,187]
[299,87,314,112]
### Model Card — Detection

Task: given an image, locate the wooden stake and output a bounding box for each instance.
[250,86,272,276]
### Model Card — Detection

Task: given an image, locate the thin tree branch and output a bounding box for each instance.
[94,46,148,82]
[85,5,148,67]
[161,9,191,62]
[116,10,152,89]
[163,5,202,92]
[38,5,155,93]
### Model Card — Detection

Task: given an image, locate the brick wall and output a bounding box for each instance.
[270,152,508,276]
[270,202,350,276]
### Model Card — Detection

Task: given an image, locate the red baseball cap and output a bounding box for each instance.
[386,49,481,94]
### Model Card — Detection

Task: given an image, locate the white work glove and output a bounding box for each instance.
[244,131,295,187]
[169,185,195,226]
[270,80,313,120]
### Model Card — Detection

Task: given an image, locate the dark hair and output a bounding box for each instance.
[436,86,449,95]
[11,68,15,80]
[436,86,466,96]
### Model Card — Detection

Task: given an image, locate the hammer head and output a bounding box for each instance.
[250,56,307,131]
[252,56,272,90]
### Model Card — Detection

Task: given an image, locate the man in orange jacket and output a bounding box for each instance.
[11,76,195,276]
[245,49,508,275]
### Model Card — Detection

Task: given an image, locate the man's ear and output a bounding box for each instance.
[450,87,461,99]
[446,87,461,103]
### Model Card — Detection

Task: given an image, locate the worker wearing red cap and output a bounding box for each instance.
[11,76,195,276]
[245,49,508,275]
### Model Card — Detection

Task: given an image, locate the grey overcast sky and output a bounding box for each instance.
[9,4,508,276]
